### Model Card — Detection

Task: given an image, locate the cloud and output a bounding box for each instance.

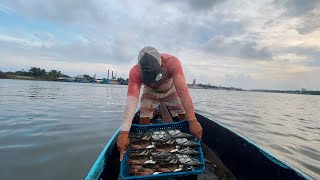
[0,2,15,14]
[162,0,226,11]
[33,32,55,48]
[274,0,320,16]
[296,10,320,34]
[0,34,30,45]
[282,46,320,67]
[202,35,273,60]
[3,0,107,24]
[1,0,320,90]
[0,32,137,64]
[34,32,54,42]
[273,0,320,35]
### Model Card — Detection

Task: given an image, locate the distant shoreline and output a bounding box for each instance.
[0,75,128,85]
[0,67,129,85]
[2,76,319,96]
[187,84,320,96]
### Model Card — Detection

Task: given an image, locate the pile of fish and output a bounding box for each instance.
[126,129,204,176]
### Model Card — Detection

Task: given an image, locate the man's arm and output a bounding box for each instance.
[120,66,142,131]
[169,57,197,122]
[168,57,202,140]
[118,66,142,161]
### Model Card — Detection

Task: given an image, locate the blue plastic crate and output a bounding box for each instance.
[120,120,205,180]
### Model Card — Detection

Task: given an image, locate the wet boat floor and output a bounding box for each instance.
[198,142,236,180]
[99,142,236,180]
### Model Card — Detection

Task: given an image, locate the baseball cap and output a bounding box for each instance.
[138,46,163,84]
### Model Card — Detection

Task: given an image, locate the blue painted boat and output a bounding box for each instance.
[86,112,312,180]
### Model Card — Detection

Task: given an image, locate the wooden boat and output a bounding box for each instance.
[86,111,312,180]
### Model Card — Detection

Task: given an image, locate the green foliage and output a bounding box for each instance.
[117,77,125,82]
[47,70,62,80]
[28,67,47,77]
[116,77,129,84]
[0,70,7,78]
[83,74,92,80]
[14,69,30,76]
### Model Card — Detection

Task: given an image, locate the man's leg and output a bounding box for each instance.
[161,90,186,120]
[140,93,159,124]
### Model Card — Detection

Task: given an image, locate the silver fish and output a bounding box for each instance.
[129,149,151,157]
[150,152,172,159]
[175,138,199,147]
[177,147,200,155]
[167,129,194,139]
[129,132,152,141]
[155,156,179,164]
[151,133,172,142]
[157,163,182,173]
[152,139,175,146]
[177,154,203,166]
[129,140,155,150]
[127,155,150,165]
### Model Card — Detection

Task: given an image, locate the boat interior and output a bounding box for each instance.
[95,104,309,180]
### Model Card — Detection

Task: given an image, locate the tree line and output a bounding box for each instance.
[0,67,129,84]
[0,67,65,80]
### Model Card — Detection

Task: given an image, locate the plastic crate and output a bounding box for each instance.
[120,120,205,180]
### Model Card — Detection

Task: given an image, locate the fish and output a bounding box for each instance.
[131,164,182,176]
[150,152,172,160]
[128,149,151,157]
[132,171,154,176]
[177,154,203,166]
[153,147,176,153]
[142,163,159,169]
[177,147,200,155]
[167,129,194,139]
[152,130,167,136]
[153,156,179,164]
[128,158,156,165]
[130,164,160,176]
[153,144,178,153]
[151,131,172,142]
[129,132,152,141]
[152,139,176,146]
[129,163,159,174]
[129,164,143,174]
[126,129,203,177]
[175,138,199,147]
[129,140,155,150]
[154,143,177,148]
[181,159,203,166]
[157,163,181,173]
[127,155,150,164]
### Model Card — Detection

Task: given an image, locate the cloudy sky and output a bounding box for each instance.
[1,0,320,90]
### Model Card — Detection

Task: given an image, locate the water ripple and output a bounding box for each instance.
[0,79,319,179]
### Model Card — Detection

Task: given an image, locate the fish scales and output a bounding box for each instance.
[127,128,203,176]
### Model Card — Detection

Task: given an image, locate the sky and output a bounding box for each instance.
[0,0,320,90]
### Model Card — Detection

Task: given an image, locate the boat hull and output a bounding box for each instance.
[196,113,311,180]
[86,113,312,180]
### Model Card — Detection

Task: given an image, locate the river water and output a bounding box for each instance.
[0,79,319,179]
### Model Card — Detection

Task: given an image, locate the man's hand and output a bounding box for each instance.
[188,119,203,140]
[117,131,129,161]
